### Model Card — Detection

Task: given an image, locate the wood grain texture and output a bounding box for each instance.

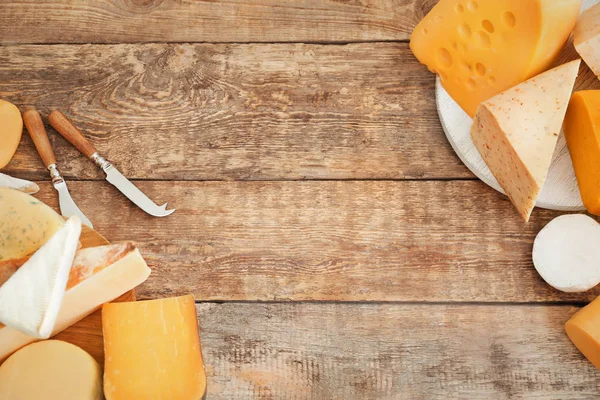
[0,0,435,44]
[30,180,600,303]
[52,226,136,366]
[198,302,600,399]
[0,42,470,181]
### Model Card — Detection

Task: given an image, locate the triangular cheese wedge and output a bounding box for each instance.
[0,216,81,339]
[471,59,581,221]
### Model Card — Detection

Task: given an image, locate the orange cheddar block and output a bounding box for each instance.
[471,60,580,221]
[0,243,150,361]
[566,296,600,369]
[564,91,600,215]
[410,0,582,117]
[574,3,600,79]
[0,100,22,169]
[103,295,207,400]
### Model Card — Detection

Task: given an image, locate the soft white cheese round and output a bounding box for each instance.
[533,214,600,292]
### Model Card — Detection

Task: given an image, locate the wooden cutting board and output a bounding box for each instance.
[52,225,135,367]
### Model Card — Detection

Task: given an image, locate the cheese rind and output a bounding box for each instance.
[0,243,150,361]
[410,0,582,117]
[103,295,207,400]
[0,99,23,169]
[0,216,81,338]
[574,3,600,79]
[0,188,64,260]
[471,60,580,221]
[563,91,600,215]
[0,340,103,400]
[0,172,39,194]
[566,296,600,369]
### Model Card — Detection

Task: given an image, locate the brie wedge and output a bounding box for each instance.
[0,216,81,338]
[0,173,39,194]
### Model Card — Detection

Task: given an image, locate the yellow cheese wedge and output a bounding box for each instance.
[410,0,582,117]
[0,340,103,400]
[0,242,150,361]
[566,296,600,369]
[103,295,207,400]
[0,100,22,169]
[574,3,600,79]
[471,60,580,221]
[0,188,64,260]
[564,91,600,215]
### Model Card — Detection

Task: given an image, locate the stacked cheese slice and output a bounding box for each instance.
[470,60,580,221]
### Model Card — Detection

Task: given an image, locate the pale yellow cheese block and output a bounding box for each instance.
[471,60,580,221]
[575,3,600,79]
[0,243,151,361]
[0,340,103,400]
[0,188,64,260]
[0,100,22,169]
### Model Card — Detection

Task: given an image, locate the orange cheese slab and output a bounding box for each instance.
[103,295,207,400]
[471,60,580,221]
[574,3,600,79]
[0,243,150,361]
[566,296,600,369]
[0,100,22,169]
[564,91,600,215]
[410,0,582,117]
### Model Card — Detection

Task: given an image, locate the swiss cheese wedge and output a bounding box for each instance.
[471,60,580,221]
[0,188,64,260]
[574,3,600,80]
[410,0,582,117]
[0,216,81,339]
[0,242,151,361]
[0,99,23,169]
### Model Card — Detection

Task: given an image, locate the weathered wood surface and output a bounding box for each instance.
[30,180,600,303]
[0,42,471,181]
[198,302,600,399]
[0,0,435,44]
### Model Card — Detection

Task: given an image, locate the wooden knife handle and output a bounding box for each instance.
[48,110,97,159]
[23,109,57,168]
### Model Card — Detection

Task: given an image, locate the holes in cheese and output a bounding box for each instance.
[0,99,22,169]
[410,0,582,117]
[564,91,600,215]
[0,242,150,361]
[574,3,600,80]
[102,295,207,400]
[0,188,65,261]
[470,60,580,221]
[0,216,81,339]
[566,295,600,369]
[533,214,600,292]
[0,340,103,400]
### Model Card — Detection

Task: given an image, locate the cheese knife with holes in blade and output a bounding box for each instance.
[23,109,94,227]
[47,110,175,217]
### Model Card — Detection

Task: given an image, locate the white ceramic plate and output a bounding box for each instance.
[436,0,599,211]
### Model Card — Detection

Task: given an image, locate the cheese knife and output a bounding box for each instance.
[23,109,94,228]
[48,111,175,217]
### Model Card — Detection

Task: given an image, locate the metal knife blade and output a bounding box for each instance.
[54,180,94,228]
[104,164,175,217]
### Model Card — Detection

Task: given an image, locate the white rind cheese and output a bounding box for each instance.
[0,216,81,338]
[0,173,39,194]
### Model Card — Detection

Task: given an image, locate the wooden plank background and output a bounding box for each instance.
[2,0,600,397]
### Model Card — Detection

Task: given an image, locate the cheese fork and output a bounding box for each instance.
[23,109,93,228]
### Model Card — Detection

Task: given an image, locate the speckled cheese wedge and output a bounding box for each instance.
[0,217,81,339]
[574,3,600,79]
[471,60,580,221]
[0,188,65,260]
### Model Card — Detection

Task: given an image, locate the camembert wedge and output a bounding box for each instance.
[471,60,580,221]
[0,216,81,339]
